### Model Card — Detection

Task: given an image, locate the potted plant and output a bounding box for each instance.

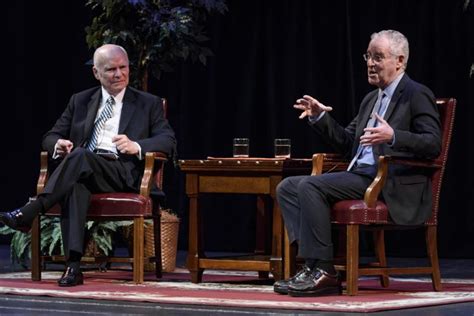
[85,0,227,90]
[0,218,127,268]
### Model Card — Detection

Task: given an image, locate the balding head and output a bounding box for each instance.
[93,44,129,69]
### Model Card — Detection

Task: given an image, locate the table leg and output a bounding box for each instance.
[186,174,204,283]
[256,195,271,279]
[269,177,284,281]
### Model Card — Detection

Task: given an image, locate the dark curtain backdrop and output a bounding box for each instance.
[2,0,473,258]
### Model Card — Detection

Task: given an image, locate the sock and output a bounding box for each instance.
[305,258,317,269]
[67,250,82,271]
[315,259,337,275]
[18,199,44,223]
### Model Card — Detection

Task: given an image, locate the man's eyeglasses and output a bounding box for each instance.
[363,53,386,63]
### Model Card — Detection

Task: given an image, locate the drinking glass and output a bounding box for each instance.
[274,138,291,158]
[233,138,249,157]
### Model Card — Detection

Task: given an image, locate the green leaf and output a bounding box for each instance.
[94,232,113,255]
[0,225,15,235]
[10,231,30,265]
[49,224,63,255]
[86,221,94,230]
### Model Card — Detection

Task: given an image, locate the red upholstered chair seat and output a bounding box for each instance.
[331,200,389,225]
[47,193,153,218]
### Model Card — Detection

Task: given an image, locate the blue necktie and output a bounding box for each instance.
[347,93,386,171]
[87,96,115,152]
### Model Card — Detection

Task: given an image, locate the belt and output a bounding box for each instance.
[93,149,119,160]
[93,149,117,155]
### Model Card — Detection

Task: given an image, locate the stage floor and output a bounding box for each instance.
[0,245,473,315]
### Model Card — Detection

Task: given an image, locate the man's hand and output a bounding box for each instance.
[113,134,139,155]
[293,95,333,119]
[360,113,394,146]
[55,139,73,157]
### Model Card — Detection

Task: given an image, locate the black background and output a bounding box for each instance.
[2,0,473,258]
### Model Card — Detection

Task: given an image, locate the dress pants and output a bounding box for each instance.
[276,167,375,260]
[39,148,135,256]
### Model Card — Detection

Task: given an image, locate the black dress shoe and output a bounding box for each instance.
[273,265,313,294]
[57,267,84,287]
[288,268,342,297]
[0,209,30,233]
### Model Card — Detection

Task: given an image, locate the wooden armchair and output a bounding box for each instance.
[30,99,170,284]
[286,98,456,295]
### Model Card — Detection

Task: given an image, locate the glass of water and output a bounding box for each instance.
[233,138,249,157]
[274,138,291,158]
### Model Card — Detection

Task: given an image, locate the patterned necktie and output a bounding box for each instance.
[347,92,386,171]
[87,96,115,151]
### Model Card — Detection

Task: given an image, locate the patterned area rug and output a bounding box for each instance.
[0,268,473,312]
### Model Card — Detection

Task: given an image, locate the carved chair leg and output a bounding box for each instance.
[346,224,359,296]
[373,229,389,287]
[153,212,162,278]
[133,217,145,284]
[426,226,442,291]
[31,215,41,281]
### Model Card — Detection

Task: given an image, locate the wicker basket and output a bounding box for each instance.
[123,210,180,272]
[84,239,103,258]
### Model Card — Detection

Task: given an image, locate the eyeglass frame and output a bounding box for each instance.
[363,53,396,63]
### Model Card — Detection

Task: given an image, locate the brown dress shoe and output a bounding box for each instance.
[57,267,84,287]
[273,265,313,294]
[288,268,342,297]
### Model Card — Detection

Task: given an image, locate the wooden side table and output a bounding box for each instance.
[179,158,311,283]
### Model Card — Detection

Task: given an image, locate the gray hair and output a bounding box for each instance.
[371,30,409,69]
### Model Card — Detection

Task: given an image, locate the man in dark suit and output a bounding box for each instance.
[0,44,176,286]
[273,30,441,297]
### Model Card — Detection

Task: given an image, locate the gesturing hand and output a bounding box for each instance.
[293,95,333,119]
[113,134,139,155]
[360,113,394,146]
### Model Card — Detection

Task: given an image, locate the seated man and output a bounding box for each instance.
[274,30,441,297]
[0,44,176,287]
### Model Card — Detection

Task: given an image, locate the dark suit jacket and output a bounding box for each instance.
[41,86,176,190]
[311,74,441,225]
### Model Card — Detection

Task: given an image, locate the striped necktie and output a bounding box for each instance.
[347,92,386,171]
[87,96,115,152]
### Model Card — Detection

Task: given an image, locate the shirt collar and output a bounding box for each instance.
[101,87,126,104]
[380,72,404,99]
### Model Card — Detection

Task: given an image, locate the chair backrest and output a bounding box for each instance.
[426,98,456,225]
[154,97,168,191]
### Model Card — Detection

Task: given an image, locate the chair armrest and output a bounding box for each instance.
[139,152,168,197]
[363,155,441,207]
[364,156,389,207]
[37,151,49,195]
[311,153,349,176]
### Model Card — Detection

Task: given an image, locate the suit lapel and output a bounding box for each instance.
[118,88,137,134]
[383,73,409,122]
